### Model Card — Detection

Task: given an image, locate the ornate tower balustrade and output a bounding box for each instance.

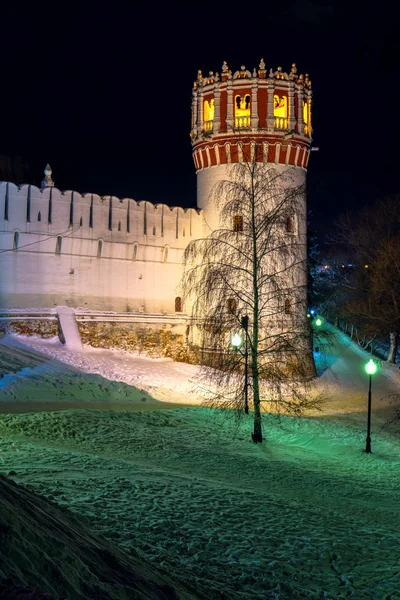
[190,60,313,172]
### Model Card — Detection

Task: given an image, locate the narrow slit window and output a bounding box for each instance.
[227,298,237,313]
[118,221,121,231]
[37,211,41,222]
[286,216,294,233]
[163,246,168,263]
[233,215,243,232]
[13,231,19,250]
[153,226,156,236]
[89,195,94,228]
[55,236,62,255]
[175,297,183,312]
[133,244,138,261]
[97,240,103,258]
[284,298,291,314]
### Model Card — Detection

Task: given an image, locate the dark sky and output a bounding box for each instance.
[2,1,399,238]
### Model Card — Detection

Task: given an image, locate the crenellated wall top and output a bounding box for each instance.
[193,60,312,90]
[0,181,202,245]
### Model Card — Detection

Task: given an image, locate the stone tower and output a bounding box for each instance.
[190,59,314,363]
[190,60,313,230]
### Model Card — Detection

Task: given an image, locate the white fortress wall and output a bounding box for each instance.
[0,182,203,312]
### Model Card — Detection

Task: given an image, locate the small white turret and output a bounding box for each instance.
[41,164,54,189]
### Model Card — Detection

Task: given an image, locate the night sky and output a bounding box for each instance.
[2,1,399,238]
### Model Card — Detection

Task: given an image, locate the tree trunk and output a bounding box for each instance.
[252,365,263,443]
[388,332,398,364]
[251,177,262,444]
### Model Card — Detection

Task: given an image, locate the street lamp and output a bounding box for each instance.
[364,358,377,454]
[231,316,249,414]
[231,333,242,348]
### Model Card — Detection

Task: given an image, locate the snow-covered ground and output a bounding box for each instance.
[0,328,400,598]
[0,334,201,408]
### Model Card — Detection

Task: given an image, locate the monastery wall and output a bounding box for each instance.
[0,182,203,312]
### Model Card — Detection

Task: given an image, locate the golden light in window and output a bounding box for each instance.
[274,95,288,129]
[204,98,214,122]
[234,95,250,128]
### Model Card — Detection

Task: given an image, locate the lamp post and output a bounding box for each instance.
[231,315,249,414]
[364,358,377,453]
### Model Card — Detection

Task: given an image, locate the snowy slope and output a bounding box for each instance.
[0,408,400,599]
[0,473,202,599]
[0,329,400,598]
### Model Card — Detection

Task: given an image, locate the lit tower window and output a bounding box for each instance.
[203,98,214,131]
[303,99,311,136]
[235,94,250,128]
[274,95,288,129]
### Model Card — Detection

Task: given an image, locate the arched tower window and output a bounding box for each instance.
[284,298,292,315]
[175,296,183,312]
[97,240,103,258]
[37,211,41,222]
[274,95,288,129]
[13,231,19,251]
[286,216,295,233]
[235,94,250,128]
[227,298,237,314]
[132,243,138,261]
[203,98,214,131]
[55,236,62,255]
[303,99,311,136]
[163,246,169,263]
[233,215,243,232]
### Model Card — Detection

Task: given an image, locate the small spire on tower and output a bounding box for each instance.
[258,58,266,79]
[41,164,54,189]
[221,61,229,81]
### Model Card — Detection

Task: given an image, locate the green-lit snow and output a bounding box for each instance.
[0,407,399,599]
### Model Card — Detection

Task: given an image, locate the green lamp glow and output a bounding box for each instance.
[365,359,377,375]
[315,318,322,326]
[231,333,242,348]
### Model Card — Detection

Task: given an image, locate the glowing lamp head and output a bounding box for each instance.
[231,333,242,348]
[315,318,322,327]
[365,359,377,375]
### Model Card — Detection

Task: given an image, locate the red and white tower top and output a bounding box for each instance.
[190,60,313,172]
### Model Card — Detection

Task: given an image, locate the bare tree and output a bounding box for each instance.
[328,197,400,363]
[182,144,320,443]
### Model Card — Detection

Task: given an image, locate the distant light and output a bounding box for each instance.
[307,313,311,318]
[365,359,377,375]
[324,265,329,269]
[341,264,345,268]
[315,318,322,326]
[365,264,369,268]
[310,309,315,315]
[231,333,242,348]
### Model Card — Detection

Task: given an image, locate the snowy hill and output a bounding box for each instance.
[0,473,201,599]
[0,330,400,598]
